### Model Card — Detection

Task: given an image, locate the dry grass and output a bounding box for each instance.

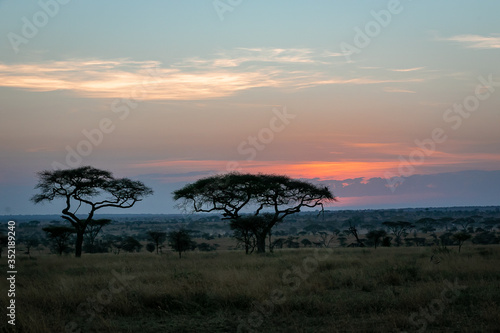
[1,245,499,332]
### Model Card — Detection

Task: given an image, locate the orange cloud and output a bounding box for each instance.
[130,159,398,180]
[130,150,500,183]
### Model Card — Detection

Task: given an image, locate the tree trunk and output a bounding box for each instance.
[75,230,84,257]
[244,231,250,254]
[256,232,267,253]
[350,226,364,247]
[268,230,273,253]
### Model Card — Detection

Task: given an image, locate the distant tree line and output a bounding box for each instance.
[6,165,495,258]
[2,212,498,257]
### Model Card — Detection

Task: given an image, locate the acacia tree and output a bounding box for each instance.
[168,229,196,258]
[43,226,75,255]
[345,219,365,247]
[121,236,143,253]
[438,217,455,231]
[382,221,414,247]
[317,231,335,248]
[452,232,471,253]
[415,217,436,233]
[173,173,336,253]
[366,229,386,249]
[31,166,153,257]
[455,217,475,232]
[20,235,40,258]
[148,231,167,254]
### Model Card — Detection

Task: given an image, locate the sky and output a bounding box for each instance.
[1,0,499,215]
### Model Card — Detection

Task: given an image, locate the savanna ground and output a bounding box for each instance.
[1,246,499,333]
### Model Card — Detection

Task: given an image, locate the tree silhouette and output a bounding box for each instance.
[272,238,286,249]
[121,236,143,253]
[317,231,335,248]
[382,221,414,247]
[148,231,167,254]
[230,215,264,254]
[455,217,475,232]
[439,232,453,248]
[197,242,217,252]
[471,231,499,245]
[452,232,471,253]
[285,236,300,248]
[301,238,313,247]
[20,234,40,258]
[43,226,75,255]
[436,217,454,231]
[168,229,196,258]
[84,219,112,253]
[0,233,8,258]
[366,229,386,249]
[146,243,156,253]
[173,173,335,253]
[415,217,436,233]
[31,166,153,257]
[345,218,365,247]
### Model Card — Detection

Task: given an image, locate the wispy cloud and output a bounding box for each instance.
[0,48,427,100]
[130,159,399,180]
[129,148,500,182]
[346,142,400,149]
[384,87,416,93]
[25,146,58,153]
[0,60,280,100]
[442,34,500,49]
[389,67,425,72]
[179,47,341,68]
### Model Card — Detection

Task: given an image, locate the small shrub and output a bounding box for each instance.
[146,243,156,253]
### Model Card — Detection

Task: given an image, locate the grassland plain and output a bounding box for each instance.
[1,246,499,333]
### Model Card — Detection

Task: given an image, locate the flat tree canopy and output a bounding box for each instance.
[168,229,196,258]
[382,221,414,247]
[32,166,153,257]
[173,172,336,253]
